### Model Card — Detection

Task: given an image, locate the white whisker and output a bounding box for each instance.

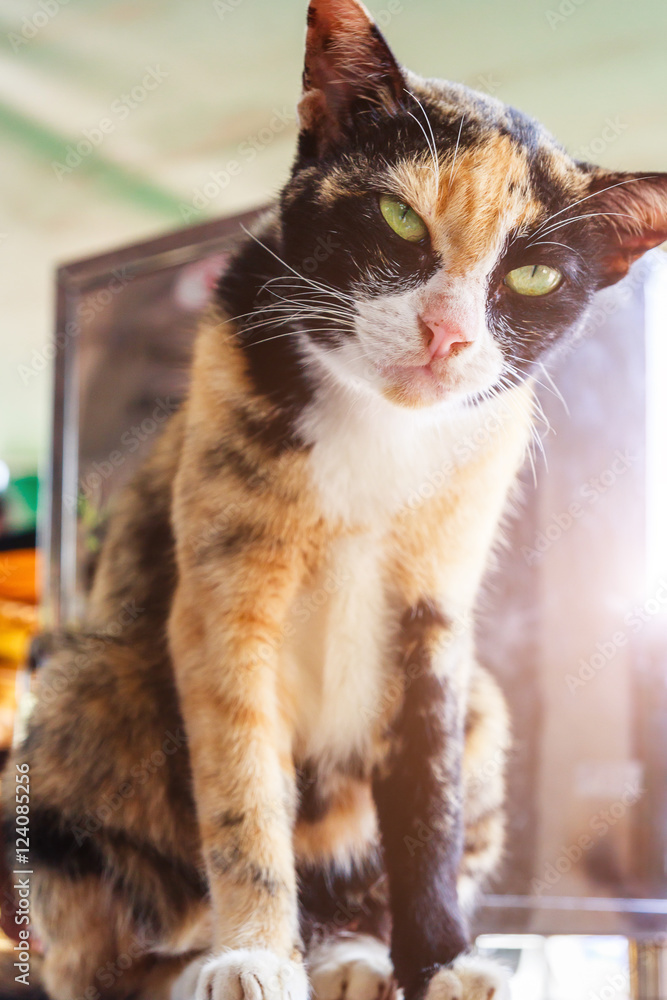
[448,116,465,191]
[527,239,585,261]
[528,211,633,244]
[405,88,440,198]
[530,175,653,238]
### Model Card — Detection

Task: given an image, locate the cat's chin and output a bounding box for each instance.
[378,362,470,409]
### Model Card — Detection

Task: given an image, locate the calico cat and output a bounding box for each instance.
[3,1,667,999]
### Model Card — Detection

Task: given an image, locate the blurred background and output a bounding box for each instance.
[1,0,667,995]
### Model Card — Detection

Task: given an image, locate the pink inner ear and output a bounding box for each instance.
[617,231,666,261]
[302,0,404,128]
[304,0,374,93]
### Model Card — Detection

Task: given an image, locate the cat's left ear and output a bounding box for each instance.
[584,169,667,287]
[298,0,405,157]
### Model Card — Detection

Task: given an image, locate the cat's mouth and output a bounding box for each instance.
[374,344,501,408]
[351,301,505,408]
[381,361,439,384]
[376,357,464,407]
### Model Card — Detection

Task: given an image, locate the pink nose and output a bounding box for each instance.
[421,316,474,360]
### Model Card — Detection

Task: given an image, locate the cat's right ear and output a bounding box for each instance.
[298,0,405,157]
[584,169,667,287]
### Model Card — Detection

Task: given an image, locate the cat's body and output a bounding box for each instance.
[3,2,667,1000]
[12,320,523,1000]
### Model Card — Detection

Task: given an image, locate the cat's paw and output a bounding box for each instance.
[423,956,509,1000]
[307,934,395,1000]
[195,949,309,1000]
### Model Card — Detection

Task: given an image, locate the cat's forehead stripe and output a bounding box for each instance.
[387,133,545,273]
[312,122,584,273]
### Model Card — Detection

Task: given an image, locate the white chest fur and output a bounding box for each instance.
[298,379,502,525]
[284,384,517,765]
[281,530,396,767]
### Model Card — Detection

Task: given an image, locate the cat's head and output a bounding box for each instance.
[265,0,667,410]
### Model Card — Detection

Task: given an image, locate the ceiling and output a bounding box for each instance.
[1,0,666,475]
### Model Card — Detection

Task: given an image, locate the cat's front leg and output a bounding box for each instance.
[168,526,315,1000]
[372,602,509,1000]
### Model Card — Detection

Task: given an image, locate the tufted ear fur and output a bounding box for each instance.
[584,169,667,286]
[298,0,405,157]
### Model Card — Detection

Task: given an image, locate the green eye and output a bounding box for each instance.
[504,264,563,296]
[379,194,428,243]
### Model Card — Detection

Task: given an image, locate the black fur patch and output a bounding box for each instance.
[208,845,284,898]
[373,604,468,997]
[401,599,450,645]
[234,405,305,456]
[20,808,206,917]
[201,442,268,489]
[0,986,49,1000]
[296,755,370,825]
[215,810,245,828]
[216,226,316,428]
[22,806,107,881]
[193,522,270,564]
[298,857,390,946]
[297,761,329,824]
[108,465,178,623]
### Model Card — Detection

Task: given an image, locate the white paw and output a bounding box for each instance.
[423,956,509,1000]
[308,934,395,1000]
[195,949,309,1000]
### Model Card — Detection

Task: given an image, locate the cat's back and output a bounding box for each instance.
[6,408,200,862]
[87,405,186,630]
